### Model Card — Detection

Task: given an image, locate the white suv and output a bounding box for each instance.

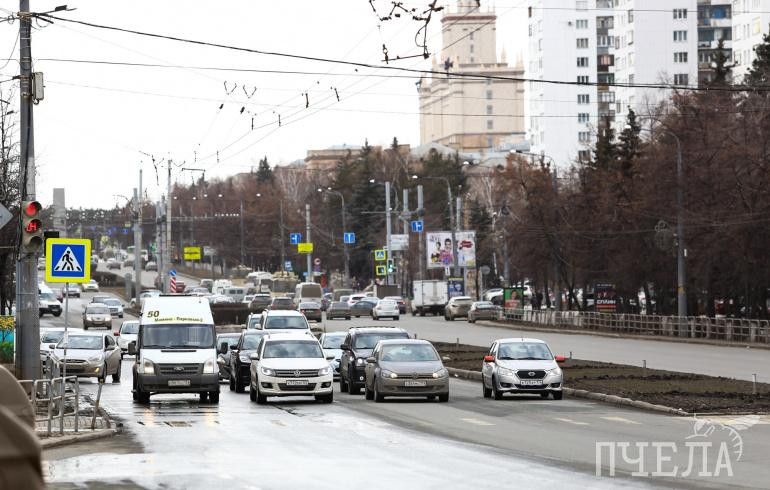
[481,338,566,400]
[257,310,312,334]
[249,333,334,404]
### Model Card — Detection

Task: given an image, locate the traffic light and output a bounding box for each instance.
[21,200,43,252]
[387,259,396,274]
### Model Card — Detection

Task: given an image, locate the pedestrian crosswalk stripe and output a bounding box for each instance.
[52,246,83,272]
[554,417,590,426]
[601,416,642,425]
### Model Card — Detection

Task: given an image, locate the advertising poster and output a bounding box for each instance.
[503,287,526,311]
[595,283,618,313]
[447,277,465,299]
[456,231,476,268]
[427,232,454,269]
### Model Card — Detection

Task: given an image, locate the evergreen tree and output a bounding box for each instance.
[745,28,770,88]
[591,115,616,171]
[616,109,641,178]
[256,156,273,183]
[710,38,732,86]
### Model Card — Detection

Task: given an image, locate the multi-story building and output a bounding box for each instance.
[419,1,525,153]
[526,0,614,166]
[697,1,733,84]
[612,0,698,130]
[732,0,770,81]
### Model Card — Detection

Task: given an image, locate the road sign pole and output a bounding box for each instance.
[385,182,392,285]
[63,282,68,382]
[305,204,312,280]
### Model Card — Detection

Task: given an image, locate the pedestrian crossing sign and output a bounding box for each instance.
[45,238,91,283]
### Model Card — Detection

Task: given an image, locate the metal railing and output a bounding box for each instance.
[18,375,105,437]
[500,309,770,344]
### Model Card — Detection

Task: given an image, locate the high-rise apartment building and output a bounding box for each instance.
[419,1,525,153]
[697,1,733,84]
[732,0,770,81]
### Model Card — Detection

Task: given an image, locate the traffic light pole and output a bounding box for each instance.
[15,0,41,380]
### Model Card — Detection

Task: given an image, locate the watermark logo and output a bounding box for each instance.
[596,415,760,478]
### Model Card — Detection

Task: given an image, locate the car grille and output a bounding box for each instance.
[273,369,319,378]
[517,370,546,380]
[278,383,317,391]
[395,373,434,379]
[64,365,87,373]
[158,363,201,375]
[63,359,86,364]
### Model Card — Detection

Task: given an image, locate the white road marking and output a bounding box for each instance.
[460,417,495,426]
[701,415,770,425]
[554,417,590,426]
[600,416,642,425]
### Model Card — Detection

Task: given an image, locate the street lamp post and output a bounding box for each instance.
[319,188,350,288]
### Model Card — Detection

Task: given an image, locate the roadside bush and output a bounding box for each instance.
[0,341,11,363]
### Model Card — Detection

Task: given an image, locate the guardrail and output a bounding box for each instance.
[18,375,105,437]
[500,309,770,344]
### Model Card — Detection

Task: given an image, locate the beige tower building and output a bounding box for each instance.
[419,1,525,153]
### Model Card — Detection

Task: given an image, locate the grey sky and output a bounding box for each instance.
[0,1,526,208]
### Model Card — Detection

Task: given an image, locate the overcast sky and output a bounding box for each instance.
[0,1,527,208]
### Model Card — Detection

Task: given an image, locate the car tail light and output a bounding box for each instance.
[555,355,567,363]
[483,355,495,362]
[114,331,120,336]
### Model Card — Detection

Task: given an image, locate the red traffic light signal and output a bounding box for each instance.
[21,200,43,252]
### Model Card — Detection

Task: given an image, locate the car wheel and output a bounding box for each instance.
[199,392,208,402]
[119,314,123,318]
[209,391,220,404]
[83,326,88,330]
[372,315,378,321]
[346,317,351,320]
[112,362,121,383]
[348,373,360,395]
[482,377,492,398]
[315,392,333,403]
[234,372,245,393]
[365,382,374,400]
[229,375,235,391]
[256,385,267,405]
[492,376,504,400]
[438,393,449,403]
[468,319,475,324]
[411,309,416,317]
[553,391,563,400]
[339,370,349,392]
[427,395,436,400]
[373,379,384,403]
[137,386,150,404]
[54,312,61,317]
[249,383,256,402]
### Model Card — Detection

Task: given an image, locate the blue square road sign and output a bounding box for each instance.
[290,233,302,245]
[45,238,92,283]
[410,220,424,233]
[344,232,356,244]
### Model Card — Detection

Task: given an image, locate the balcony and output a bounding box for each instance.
[698,17,732,28]
[698,39,732,49]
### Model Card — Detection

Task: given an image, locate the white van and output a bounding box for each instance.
[224,286,247,302]
[293,282,323,306]
[213,279,233,295]
[129,296,220,404]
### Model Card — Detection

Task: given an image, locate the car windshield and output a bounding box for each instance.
[321,334,346,349]
[273,298,292,305]
[498,342,553,361]
[354,333,407,349]
[242,333,267,350]
[218,336,239,350]
[140,324,215,349]
[41,330,65,343]
[121,322,139,334]
[103,299,121,306]
[40,293,57,301]
[453,299,473,306]
[87,306,110,315]
[263,340,323,359]
[263,316,308,330]
[299,302,319,309]
[340,296,350,302]
[475,302,494,308]
[59,336,102,350]
[247,317,261,328]
[381,344,438,362]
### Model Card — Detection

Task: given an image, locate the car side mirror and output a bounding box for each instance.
[48,344,56,350]
[249,353,260,361]
[366,357,376,364]
[555,356,567,363]
[105,345,116,351]
[326,355,336,361]
[483,355,495,363]
[128,341,137,355]
[229,344,238,352]
[340,344,350,351]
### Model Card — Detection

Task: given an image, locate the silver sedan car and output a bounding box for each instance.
[364,339,449,402]
[47,331,122,382]
[481,338,566,400]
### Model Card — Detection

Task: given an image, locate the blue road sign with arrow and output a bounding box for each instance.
[344,232,356,244]
[410,220,424,233]
[290,233,301,245]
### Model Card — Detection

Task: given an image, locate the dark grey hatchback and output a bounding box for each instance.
[363,339,449,402]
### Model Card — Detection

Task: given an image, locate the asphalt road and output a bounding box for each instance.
[38,306,770,489]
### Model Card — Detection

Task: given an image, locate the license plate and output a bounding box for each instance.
[519,380,542,386]
[285,380,308,386]
[404,380,427,387]
[168,380,190,387]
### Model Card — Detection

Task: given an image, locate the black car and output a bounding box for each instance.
[248,294,272,313]
[339,327,410,394]
[350,298,377,318]
[215,333,241,380]
[326,301,351,320]
[228,330,269,393]
[268,297,295,311]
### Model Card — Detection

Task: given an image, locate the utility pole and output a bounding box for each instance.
[385,181,393,285]
[675,138,687,332]
[552,168,560,313]
[402,189,409,296]
[15,0,39,379]
[279,201,285,271]
[239,200,245,266]
[133,176,142,299]
[455,196,462,277]
[305,204,312,281]
[417,185,424,281]
[165,161,172,293]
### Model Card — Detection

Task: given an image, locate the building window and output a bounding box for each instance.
[674,30,688,42]
[486,105,493,115]
[578,131,591,143]
[578,113,590,123]
[487,137,494,148]
[578,94,590,104]
[674,52,688,63]
[576,19,588,29]
[598,91,615,103]
[577,38,589,48]
[486,90,493,99]
[673,8,688,19]
[470,44,474,53]
[628,9,634,23]
[486,120,494,130]
[578,150,590,161]
[577,75,590,84]
[577,57,589,67]
[674,74,689,86]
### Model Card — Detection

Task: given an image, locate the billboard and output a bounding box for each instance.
[447,277,465,298]
[456,231,476,268]
[595,283,617,313]
[427,232,454,269]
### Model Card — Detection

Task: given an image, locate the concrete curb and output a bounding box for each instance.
[473,320,770,351]
[40,428,118,449]
[446,367,690,416]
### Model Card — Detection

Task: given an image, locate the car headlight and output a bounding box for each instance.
[203,358,216,374]
[88,355,103,363]
[239,355,251,363]
[381,369,397,379]
[355,357,366,366]
[260,366,275,376]
[497,367,516,377]
[139,358,155,375]
[547,367,562,376]
[432,368,448,378]
[318,366,332,376]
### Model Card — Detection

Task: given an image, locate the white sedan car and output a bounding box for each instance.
[249,333,334,404]
[372,299,400,321]
[81,280,100,292]
[481,338,566,400]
